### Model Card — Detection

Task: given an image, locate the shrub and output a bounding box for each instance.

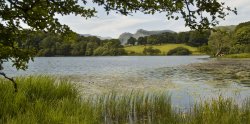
[94,47,126,56]
[198,45,211,54]
[167,47,192,55]
[128,51,136,55]
[143,47,161,55]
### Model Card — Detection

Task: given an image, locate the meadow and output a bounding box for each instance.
[124,44,201,55]
[0,76,249,124]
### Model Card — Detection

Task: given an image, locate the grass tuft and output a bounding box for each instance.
[221,53,250,58]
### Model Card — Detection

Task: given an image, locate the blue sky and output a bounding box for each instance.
[57,0,250,38]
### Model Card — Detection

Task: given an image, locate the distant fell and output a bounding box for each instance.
[214,25,236,31]
[118,33,134,45]
[134,29,175,39]
[119,29,175,45]
[80,34,113,40]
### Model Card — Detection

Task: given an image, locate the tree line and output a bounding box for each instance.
[200,21,250,56]
[23,31,126,57]
[127,30,211,47]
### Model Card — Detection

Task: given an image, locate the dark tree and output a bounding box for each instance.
[127,37,137,45]
[188,30,211,47]
[137,37,147,45]
[177,32,190,43]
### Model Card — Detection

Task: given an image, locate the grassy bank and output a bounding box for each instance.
[124,44,201,55]
[220,53,250,58]
[0,76,249,123]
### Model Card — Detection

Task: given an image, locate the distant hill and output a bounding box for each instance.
[119,29,175,45]
[214,25,236,31]
[118,33,134,45]
[80,34,113,40]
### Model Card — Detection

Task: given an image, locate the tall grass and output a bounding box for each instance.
[0,76,88,124]
[87,91,178,123]
[0,76,249,123]
[186,97,250,124]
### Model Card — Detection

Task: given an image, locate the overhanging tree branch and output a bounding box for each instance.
[0,72,17,92]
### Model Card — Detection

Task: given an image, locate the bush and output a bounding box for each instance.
[198,45,211,54]
[94,47,127,56]
[167,47,192,55]
[143,47,161,55]
[128,51,136,55]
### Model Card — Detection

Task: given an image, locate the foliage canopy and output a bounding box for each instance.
[200,21,250,57]
[208,29,232,56]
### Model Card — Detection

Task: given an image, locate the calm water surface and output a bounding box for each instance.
[4,56,208,76]
[3,56,250,109]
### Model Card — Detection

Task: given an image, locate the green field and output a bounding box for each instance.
[124,44,201,55]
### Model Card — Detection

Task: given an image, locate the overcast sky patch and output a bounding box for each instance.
[57,0,250,38]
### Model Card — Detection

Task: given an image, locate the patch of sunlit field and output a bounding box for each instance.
[124,44,201,55]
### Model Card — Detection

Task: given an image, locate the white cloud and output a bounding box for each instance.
[57,13,162,38]
[83,15,159,36]
[57,0,250,38]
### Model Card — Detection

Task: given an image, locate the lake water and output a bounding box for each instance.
[2,56,250,110]
[3,56,208,76]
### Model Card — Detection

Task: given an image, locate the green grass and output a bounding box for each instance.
[0,76,249,123]
[221,53,250,58]
[124,44,202,55]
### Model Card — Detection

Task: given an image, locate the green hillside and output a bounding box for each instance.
[124,44,201,55]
